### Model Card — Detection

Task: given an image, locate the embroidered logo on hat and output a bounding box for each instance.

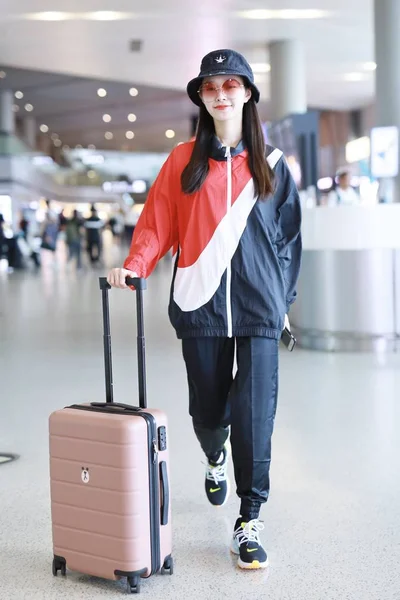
[215,55,226,63]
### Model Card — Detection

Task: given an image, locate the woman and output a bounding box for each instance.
[107,49,302,570]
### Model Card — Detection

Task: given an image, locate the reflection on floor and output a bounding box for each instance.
[1,235,400,599]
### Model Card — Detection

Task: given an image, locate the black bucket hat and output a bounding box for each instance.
[187,49,260,107]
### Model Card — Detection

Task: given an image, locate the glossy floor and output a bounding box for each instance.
[1,241,399,599]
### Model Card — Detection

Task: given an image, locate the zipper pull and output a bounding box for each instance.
[225,146,232,161]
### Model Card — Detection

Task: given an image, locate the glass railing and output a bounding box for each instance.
[0,133,169,192]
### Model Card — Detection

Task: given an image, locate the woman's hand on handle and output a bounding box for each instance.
[107,268,138,289]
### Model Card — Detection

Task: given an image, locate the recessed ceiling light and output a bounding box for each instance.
[54,139,62,147]
[82,11,134,21]
[105,131,113,140]
[24,12,74,21]
[125,131,135,139]
[12,105,19,112]
[21,11,137,21]
[363,62,377,72]
[344,72,366,82]
[250,63,271,73]
[0,71,6,79]
[97,88,107,98]
[165,129,176,139]
[40,124,49,133]
[24,103,34,112]
[102,114,112,123]
[51,133,59,141]
[76,144,83,149]
[88,144,96,150]
[129,87,139,97]
[237,9,330,19]
[128,113,137,122]
[15,91,24,99]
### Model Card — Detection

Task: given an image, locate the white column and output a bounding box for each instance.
[0,90,15,134]
[269,40,307,122]
[23,117,37,148]
[374,0,400,202]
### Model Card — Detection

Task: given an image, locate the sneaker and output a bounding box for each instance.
[205,446,230,507]
[231,518,269,570]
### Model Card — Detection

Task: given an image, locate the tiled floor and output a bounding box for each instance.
[1,237,400,599]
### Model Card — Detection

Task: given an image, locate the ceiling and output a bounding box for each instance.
[0,0,376,152]
[0,66,193,152]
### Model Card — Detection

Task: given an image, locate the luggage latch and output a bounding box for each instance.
[152,440,158,463]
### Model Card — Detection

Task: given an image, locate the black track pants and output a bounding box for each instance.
[182,336,279,520]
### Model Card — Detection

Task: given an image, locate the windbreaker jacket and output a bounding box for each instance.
[124,138,302,340]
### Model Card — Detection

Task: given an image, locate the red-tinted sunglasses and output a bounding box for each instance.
[198,79,245,102]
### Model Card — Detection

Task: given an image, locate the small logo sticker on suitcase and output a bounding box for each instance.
[81,467,90,483]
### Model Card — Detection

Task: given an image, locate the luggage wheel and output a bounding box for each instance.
[52,556,66,577]
[127,576,141,594]
[161,556,174,575]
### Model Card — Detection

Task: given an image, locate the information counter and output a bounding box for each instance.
[290,204,400,352]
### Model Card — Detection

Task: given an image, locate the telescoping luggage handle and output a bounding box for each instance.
[99,276,147,409]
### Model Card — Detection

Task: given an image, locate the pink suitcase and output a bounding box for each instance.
[49,276,173,594]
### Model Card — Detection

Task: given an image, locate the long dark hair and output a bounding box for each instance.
[181,98,274,199]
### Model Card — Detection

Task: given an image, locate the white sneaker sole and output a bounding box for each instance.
[230,540,269,570]
[237,557,269,570]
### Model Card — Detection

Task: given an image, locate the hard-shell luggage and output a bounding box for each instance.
[49,276,173,594]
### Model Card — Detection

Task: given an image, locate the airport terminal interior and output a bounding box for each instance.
[1,1,400,599]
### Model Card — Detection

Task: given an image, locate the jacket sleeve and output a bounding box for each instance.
[123,151,179,278]
[274,157,302,312]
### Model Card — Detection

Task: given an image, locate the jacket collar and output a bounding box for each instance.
[209,135,246,161]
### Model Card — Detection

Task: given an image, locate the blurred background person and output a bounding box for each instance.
[108,209,125,243]
[0,213,6,262]
[65,210,83,270]
[327,167,360,206]
[84,204,104,265]
[40,211,59,267]
[19,213,29,241]
[58,209,68,232]
[0,215,23,272]
[17,213,41,270]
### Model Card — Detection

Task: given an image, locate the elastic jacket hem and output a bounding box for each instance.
[176,326,281,340]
